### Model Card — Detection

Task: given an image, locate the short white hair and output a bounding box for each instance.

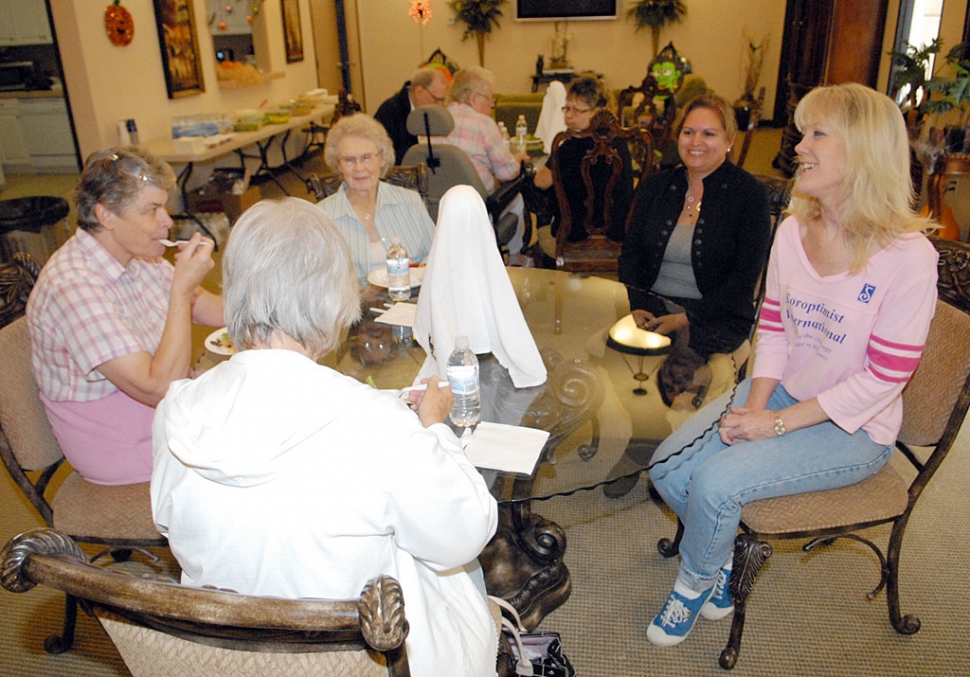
[223,198,361,357]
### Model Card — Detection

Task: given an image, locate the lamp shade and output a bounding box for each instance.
[606,314,672,356]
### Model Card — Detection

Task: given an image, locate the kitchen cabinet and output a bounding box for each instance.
[19,98,76,172]
[0,0,53,46]
[0,100,30,168]
[0,97,77,173]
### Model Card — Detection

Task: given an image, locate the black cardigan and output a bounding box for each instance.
[374,83,416,165]
[618,161,771,356]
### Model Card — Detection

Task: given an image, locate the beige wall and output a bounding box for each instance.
[51,0,320,160]
[351,1,787,121]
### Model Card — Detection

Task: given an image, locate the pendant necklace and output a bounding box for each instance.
[684,195,702,218]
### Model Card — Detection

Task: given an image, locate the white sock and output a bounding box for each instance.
[722,556,734,573]
[673,577,704,600]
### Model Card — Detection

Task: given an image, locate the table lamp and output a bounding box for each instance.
[606,314,671,395]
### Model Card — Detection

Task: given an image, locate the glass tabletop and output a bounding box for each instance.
[323,267,706,503]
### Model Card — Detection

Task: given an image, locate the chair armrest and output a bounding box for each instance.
[485,161,529,221]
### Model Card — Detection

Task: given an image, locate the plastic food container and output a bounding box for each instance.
[234,109,264,132]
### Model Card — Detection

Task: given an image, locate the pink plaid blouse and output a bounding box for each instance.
[441,102,520,193]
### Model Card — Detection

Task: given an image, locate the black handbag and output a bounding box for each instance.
[492,597,576,677]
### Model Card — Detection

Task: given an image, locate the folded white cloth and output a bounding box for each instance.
[534,81,567,155]
[413,185,547,388]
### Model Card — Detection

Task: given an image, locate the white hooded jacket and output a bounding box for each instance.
[151,349,499,676]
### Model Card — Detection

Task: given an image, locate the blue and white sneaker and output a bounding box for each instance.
[647,586,716,646]
[700,566,734,620]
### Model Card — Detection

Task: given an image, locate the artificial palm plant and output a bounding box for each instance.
[627,0,687,57]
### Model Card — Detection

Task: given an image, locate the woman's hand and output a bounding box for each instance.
[631,309,657,330]
[412,376,454,428]
[171,233,215,298]
[633,310,687,336]
[718,406,776,445]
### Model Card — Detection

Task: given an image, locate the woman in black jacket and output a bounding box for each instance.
[619,94,771,404]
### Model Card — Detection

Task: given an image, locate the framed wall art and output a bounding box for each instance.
[282,0,304,63]
[153,0,206,98]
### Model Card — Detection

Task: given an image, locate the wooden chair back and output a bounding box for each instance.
[306,163,431,214]
[0,528,411,677]
[547,111,653,274]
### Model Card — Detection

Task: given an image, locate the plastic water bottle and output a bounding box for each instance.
[515,114,528,153]
[386,236,411,302]
[447,335,481,428]
[499,122,511,149]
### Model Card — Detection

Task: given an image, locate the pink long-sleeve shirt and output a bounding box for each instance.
[753,217,938,445]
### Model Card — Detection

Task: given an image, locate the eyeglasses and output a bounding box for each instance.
[422,86,446,103]
[473,91,497,106]
[562,105,592,115]
[337,153,379,169]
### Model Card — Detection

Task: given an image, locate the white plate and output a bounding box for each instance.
[367,267,425,289]
[205,327,238,356]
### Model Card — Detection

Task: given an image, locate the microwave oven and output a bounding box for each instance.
[0,61,38,92]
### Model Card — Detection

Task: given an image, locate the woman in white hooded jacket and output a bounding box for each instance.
[151,197,499,676]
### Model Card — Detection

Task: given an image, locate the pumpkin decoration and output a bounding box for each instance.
[105,0,134,47]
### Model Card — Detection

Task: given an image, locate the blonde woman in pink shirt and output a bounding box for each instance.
[644,83,939,647]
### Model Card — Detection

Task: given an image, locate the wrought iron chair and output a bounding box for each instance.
[534,110,653,274]
[657,236,970,669]
[0,255,166,655]
[306,162,432,214]
[1,528,411,676]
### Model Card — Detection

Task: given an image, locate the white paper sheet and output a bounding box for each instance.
[462,422,550,476]
[374,302,417,327]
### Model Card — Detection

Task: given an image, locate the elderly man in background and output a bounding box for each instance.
[440,66,531,265]
[374,66,450,164]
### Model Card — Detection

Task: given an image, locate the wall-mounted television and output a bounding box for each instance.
[516,0,618,21]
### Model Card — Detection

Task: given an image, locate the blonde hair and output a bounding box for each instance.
[788,83,931,272]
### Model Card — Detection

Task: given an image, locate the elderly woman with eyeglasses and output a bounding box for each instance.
[317,114,434,285]
[26,146,223,486]
[532,76,633,244]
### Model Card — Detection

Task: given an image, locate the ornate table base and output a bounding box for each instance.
[479,503,570,631]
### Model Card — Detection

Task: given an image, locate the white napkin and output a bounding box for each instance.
[534,81,567,155]
[413,185,547,388]
[461,423,550,475]
[374,302,417,327]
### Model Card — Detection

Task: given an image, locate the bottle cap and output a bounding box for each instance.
[455,335,470,349]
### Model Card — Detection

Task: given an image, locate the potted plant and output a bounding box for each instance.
[627,0,687,58]
[925,41,970,153]
[734,32,770,130]
[888,38,941,129]
[448,0,505,67]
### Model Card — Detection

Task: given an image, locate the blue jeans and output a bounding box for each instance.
[648,378,894,593]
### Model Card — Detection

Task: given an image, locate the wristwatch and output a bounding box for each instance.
[773,412,787,437]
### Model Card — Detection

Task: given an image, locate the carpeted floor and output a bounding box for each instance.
[4,129,969,676]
